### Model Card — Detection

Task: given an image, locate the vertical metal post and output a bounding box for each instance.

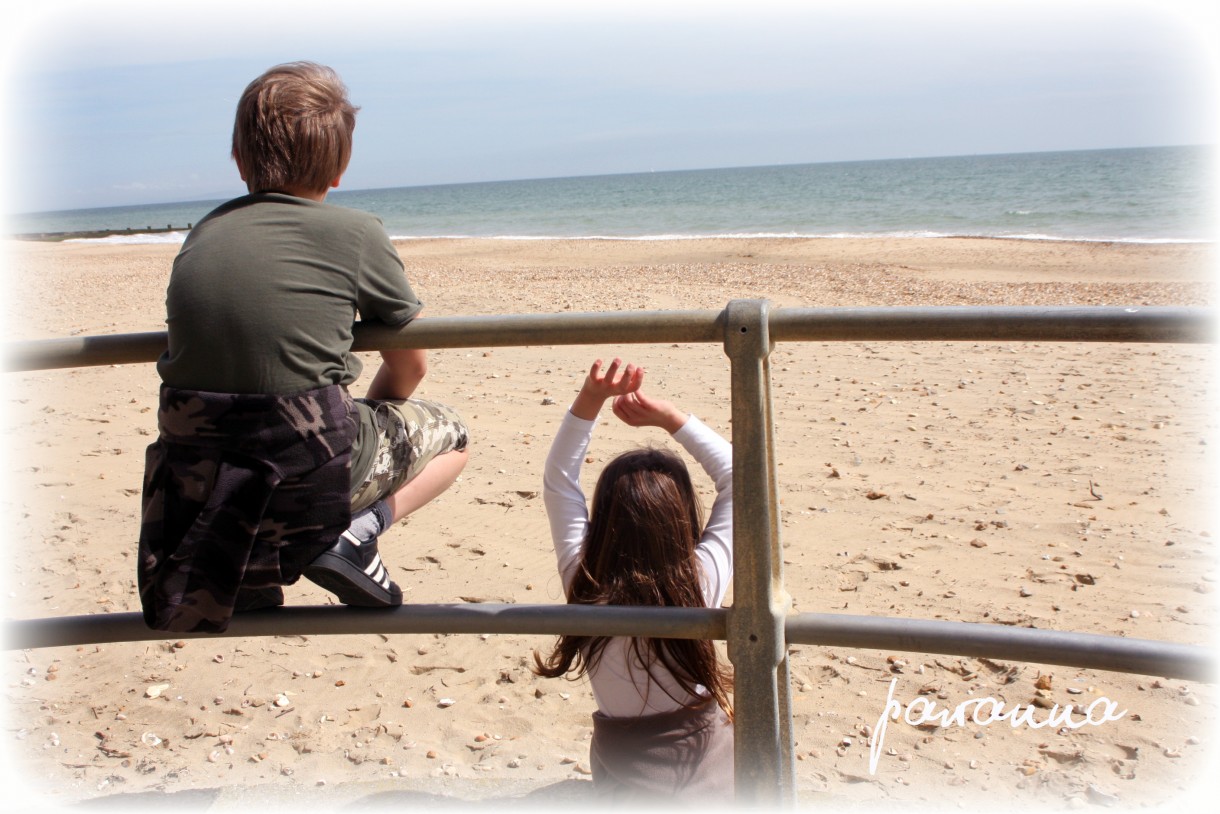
[724,299,796,805]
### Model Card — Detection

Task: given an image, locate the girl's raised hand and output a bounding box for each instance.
[584,358,643,399]
[570,358,644,420]
[611,390,688,434]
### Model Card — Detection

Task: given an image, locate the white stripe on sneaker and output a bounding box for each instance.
[363,556,391,590]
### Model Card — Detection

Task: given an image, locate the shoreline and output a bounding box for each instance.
[9,225,194,242]
[11,230,1214,246]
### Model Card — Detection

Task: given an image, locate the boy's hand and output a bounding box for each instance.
[612,390,688,434]
[570,358,643,420]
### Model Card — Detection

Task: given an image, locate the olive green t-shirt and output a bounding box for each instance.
[157,193,423,486]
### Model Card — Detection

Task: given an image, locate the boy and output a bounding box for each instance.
[138,62,469,633]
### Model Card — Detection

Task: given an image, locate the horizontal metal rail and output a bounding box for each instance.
[0,605,722,649]
[768,305,1214,343]
[3,604,726,649]
[3,306,1211,372]
[6,607,1210,684]
[786,613,1214,683]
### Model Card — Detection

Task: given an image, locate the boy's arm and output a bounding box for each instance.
[356,217,427,401]
[365,311,427,401]
[366,346,427,400]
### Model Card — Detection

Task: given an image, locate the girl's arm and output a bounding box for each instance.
[543,411,597,588]
[569,358,642,420]
[543,359,644,587]
[673,417,733,607]
[613,391,733,606]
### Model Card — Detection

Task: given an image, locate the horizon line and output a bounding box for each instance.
[12,142,1207,220]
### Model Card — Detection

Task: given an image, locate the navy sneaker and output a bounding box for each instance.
[303,531,403,607]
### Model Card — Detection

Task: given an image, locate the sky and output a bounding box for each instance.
[1,0,1217,214]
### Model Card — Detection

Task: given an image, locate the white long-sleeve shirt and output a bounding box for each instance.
[542,409,733,717]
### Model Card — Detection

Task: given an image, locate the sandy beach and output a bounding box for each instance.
[1,236,1216,811]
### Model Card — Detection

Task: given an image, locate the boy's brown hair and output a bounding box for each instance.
[231,62,359,195]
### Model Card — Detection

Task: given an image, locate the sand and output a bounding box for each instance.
[0,237,1216,812]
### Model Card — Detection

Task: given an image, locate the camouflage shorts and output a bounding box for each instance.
[350,398,468,512]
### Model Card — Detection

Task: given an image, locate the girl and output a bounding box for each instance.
[534,358,734,800]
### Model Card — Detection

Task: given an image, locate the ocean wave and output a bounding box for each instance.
[52,229,1210,245]
[65,232,188,245]
[389,232,1212,245]
[391,230,961,241]
[994,233,1213,244]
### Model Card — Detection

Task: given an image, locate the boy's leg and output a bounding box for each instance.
[349,399,469,518]
[305,399,468,606]
[381,445,468,523]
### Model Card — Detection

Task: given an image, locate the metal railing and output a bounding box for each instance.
[3,303,1216,806]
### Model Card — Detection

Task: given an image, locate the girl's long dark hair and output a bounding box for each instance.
[533,447,733,716]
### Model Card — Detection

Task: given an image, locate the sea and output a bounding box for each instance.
[8,145,1215,244]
